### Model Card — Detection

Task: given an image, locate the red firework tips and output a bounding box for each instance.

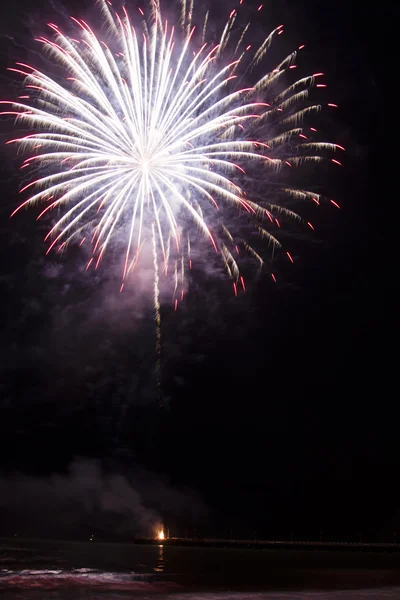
[286,252,294,263]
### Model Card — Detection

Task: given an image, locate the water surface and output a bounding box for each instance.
[1,537,400,599]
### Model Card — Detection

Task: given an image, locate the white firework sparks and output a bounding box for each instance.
[1,0,342,304]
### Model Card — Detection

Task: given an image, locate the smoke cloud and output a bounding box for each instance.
[0,458,206,539]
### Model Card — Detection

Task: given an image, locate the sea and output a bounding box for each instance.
[1,537,400,599]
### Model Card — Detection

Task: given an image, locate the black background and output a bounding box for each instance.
[0,0,396,542]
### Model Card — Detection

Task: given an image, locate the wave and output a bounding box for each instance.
[0,567,179,592]
[1,569,400,599]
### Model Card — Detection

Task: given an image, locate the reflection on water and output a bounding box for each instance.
[154,543,165,573]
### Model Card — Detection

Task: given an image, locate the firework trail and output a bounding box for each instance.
[152,222,162,406]
[1,0,342,386]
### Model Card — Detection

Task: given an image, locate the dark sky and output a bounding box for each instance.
[0,0,396,541]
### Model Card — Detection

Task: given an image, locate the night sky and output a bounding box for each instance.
[0,0,396,542]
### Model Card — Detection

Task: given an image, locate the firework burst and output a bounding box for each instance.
[1,0,342,305]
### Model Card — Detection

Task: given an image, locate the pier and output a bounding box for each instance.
[136,536,400,552]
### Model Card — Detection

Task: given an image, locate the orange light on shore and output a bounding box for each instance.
[158,529,165,541]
